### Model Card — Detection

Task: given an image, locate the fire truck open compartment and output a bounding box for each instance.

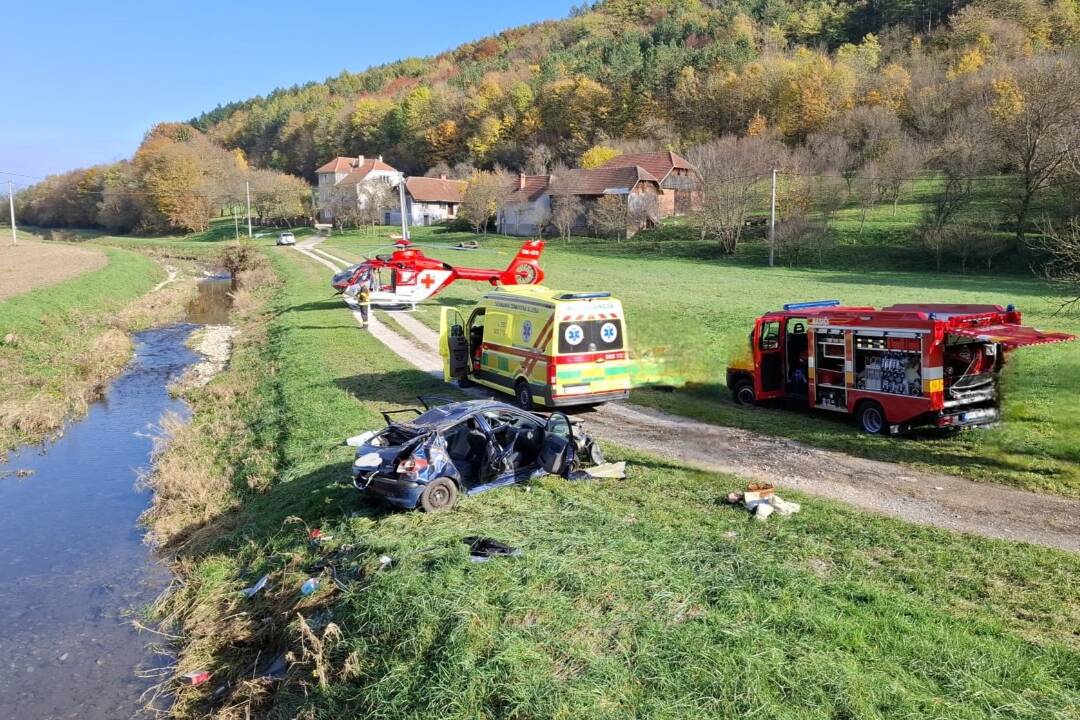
[726,301,1075,435]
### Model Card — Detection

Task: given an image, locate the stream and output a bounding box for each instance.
[0,277,231,719]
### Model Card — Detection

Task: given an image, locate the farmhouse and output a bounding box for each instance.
[598,150,701,217]
[385,176,467,226]
[498,167,662,237]
[316,155,403,221]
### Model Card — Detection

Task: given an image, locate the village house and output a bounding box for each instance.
[498,166,662,237]
[315,155,403,221]
[384,175,467,227]
[598,150,701,217]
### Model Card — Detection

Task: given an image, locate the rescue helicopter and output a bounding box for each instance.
[330,238,546,308]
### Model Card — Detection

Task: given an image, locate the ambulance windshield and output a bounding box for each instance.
[558,319,624,354]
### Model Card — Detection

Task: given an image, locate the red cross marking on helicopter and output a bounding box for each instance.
[420,274,436,289]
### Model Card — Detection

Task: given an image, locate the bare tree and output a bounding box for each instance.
[424,162,452,178]
[550,193,584,240]
[358,181,394,232]
[921,112,993,270]
[588,195,630,241]
[688,135,777,254]
[988,54,1080,242]
[1034,218,1080,313]
[524,144,556,174]
[877,138,926,215]
[327,185,362,229]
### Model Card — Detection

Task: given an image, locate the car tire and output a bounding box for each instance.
[857,401,887,435]
[732,379,756,406]
[419,478,457,512]
[457,376,475,389]
[514,380,534,410]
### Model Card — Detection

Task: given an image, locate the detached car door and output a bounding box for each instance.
[539,412,574,476]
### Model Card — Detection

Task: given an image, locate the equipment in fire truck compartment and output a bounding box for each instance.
[855,334,922,396]
[814,329,847,409]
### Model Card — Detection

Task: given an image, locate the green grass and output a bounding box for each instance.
[317,223,1080,497]
[157,243,1080,720]
[0,246,164,452]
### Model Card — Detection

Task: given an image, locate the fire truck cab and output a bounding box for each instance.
[726,300,1074,434]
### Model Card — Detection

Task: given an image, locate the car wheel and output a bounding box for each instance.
[514,380,534,410]
[587,440,605,465]
[419,478,457,512]
[732,379,756,406]
[857,401,886,435]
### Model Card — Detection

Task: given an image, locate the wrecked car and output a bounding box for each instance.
[347,398,603,512]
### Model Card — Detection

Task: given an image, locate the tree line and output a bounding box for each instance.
[15,123,311,233]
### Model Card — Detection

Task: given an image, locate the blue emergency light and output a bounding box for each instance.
[783,299,841,311]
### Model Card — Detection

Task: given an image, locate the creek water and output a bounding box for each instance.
[0,278,232,719]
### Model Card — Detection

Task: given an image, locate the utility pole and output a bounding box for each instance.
[398,178,410,241]
[7,180,16,246]
[233,212,240,242]
[245,181,253,238]
[768,168,777,267]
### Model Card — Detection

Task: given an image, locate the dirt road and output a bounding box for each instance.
[291,238,1080,552]
[0,239,106,300]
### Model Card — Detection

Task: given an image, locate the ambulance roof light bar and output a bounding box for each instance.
[556,292,612,300]
[783,299,841,311]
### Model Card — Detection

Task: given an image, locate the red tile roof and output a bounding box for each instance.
[598,151,697,184]
[406,176,467,204]
[550,166,660,196]
[316,156,399,179]
[504,174,553,203]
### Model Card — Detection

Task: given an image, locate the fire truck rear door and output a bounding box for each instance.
[754,316,785,399]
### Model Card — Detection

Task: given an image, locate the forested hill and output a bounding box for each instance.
[189,0,1079,178]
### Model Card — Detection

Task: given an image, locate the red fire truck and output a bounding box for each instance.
[726,300,1075,434]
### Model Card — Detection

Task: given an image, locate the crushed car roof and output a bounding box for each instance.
[402,400,526,430]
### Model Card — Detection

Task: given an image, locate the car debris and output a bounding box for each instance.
[727,482,801,521]
[183,670,211,686]
[463,536,520,563]
[348,397,607,512]
[569,461,627,480]
[450,240,480,251]
[241,574,270,598]
[300,578,320,596]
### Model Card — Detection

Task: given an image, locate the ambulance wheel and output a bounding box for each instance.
[419,478,457,512]
[457,376,475,389]
[857,401,887,435]
[732,379,756,406]
[514,380,534,410]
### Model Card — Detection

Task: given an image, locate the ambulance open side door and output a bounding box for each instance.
[440,307,470,383]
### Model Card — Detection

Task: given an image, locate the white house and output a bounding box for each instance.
[315,155,403,221]
[384,176,468,226]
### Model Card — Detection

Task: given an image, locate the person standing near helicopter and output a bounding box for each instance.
[356,281,371,328]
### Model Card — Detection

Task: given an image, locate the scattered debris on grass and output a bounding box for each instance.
[183,670,211,686]
[464,536,521,563]
[725,482,802,521]
[242,574,269,598]
[570,461,627,480]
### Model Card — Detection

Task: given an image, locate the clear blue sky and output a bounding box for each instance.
[2,0,579,182]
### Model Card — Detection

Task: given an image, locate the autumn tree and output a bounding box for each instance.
[460,171,509,234]
[580,145,620,169]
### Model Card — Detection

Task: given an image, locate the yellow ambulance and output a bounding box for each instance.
[439,286,632,408]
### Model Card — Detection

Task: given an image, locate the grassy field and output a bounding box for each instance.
[0,245,174,453]
[151,244,1080,720]
[312,220,1080,498]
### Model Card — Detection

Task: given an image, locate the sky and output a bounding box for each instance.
[2,0,579,183]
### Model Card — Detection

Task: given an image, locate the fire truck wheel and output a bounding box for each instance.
[856,401,887,434]
[514,380,534,410]
[419,478,457,512]
[732,379,756,406]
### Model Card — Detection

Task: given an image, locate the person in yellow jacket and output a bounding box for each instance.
[357,284,371,328]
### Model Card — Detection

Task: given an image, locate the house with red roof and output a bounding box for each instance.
[315,155,403,221]
[598,150,701,217]
[497,166,662,237]
[385,175,468,226]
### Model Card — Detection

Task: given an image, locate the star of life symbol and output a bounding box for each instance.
[600,322,618,343]
[522,319,533,342]
[564,324,584,346]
